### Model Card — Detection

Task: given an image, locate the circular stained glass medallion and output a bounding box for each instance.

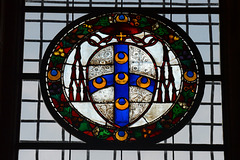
[40,12,205,145]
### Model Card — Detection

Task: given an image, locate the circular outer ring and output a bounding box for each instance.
[40,11,205,146]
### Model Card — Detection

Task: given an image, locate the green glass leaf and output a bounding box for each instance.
[50,55,64,66]
[138,17,150,27]
[97,127,111,139]
[60,106,72,117]
[133,129,142,139]
[171,39,183,50]
[62,38,74,48]
[79,120,92,132]
[182,90,195,102]
[172,103,187,120]
[181,59,193,68]
[156,122,163,130]
[95,16,110,27]
[51,93,61,102]
[154,24,169,36]
[76,25,89,35]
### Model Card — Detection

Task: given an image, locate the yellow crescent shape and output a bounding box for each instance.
[48,70,61,81]
[116,15,128,23]
[115,131,128,141]
[115,52,128,64]
[115,73,128,85]
[137,76,151,88]
[115,98,129,110]
[184,71,197,82]
[93,77,107,89]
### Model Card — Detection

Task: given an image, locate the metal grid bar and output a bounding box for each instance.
[208,5,215,159]
[185,2,193,160]
[24,6,220,14]
[25,0,219,7]
[25,19,220,25]
[18,142,224,151]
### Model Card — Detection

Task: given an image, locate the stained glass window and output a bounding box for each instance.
[40,12,204,144]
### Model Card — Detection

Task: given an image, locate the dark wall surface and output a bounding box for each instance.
[0,0,24,159]
[220,1,240,160]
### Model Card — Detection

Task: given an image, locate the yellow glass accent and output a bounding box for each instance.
[115,73,128,85]
[83,24,92,28]
[116,32,127,41]
[174,36,179,41]
[58,48,63,53]
[135,22,140,26]
[184,71,197,82]
[88,29,93,32]
[48,70,61,81]
[60,52,65,57]
[115,98,129,110]
[184,85,195,92]
[54,48,64,56]
[137,76,151,88]
[93,77,107,89]
[115,131,128,141]
[133,19,138,22]
[169,34,174,39]
[54,51,60,56]
[115,52,128,64]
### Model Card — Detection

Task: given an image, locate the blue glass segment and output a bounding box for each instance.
[119,98,126,105]
[119,15,125,20]
[96,77,103,83]
[187,71,194,77]
[118,52,125,59]
[51,70,58,76]
[114,108,129,127]
[141,77,148,83]
[115,83,128,100]
[114,44,129,127]
[129,74,155,93]
[118,73,125,79]
[88,74,114,94]
[118,131,125,137]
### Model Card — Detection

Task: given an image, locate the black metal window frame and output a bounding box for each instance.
[17,1,225,160]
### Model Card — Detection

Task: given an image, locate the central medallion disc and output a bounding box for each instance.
[87,44,157,127]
